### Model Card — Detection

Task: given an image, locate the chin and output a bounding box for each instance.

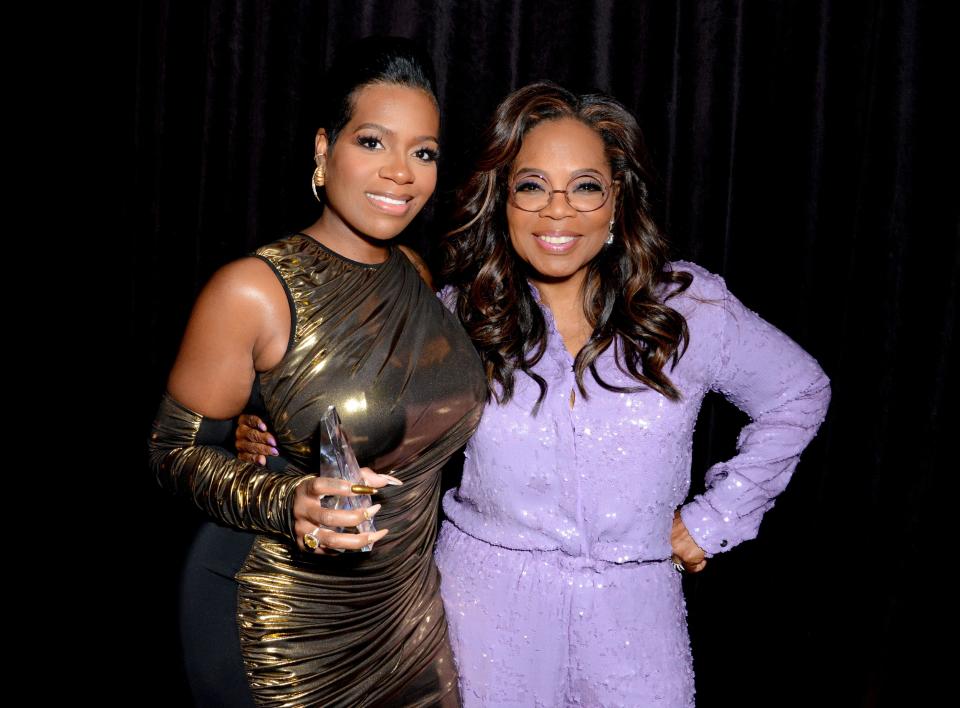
[530,265,579,282]
[365,219,416,241]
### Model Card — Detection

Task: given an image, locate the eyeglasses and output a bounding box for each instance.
[508,173,616,213]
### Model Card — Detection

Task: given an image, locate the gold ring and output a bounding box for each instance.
[304,529,322,551]
[351,484,376,495]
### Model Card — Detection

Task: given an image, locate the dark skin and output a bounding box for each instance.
[167,83,442,553]
[237,416,705,570]
[237,118,707,572]
[509,119,707,574]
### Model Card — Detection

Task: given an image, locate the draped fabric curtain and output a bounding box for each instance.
[128,1,953,704]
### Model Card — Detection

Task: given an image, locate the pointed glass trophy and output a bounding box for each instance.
[316,405,376,551]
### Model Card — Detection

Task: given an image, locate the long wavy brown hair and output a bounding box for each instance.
[441,82,692,413]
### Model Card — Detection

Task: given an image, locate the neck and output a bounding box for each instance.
[529,270,587,314]
[302,208,390,265]
[530,270,593,359]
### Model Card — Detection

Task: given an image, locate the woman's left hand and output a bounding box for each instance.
[671,509,707,573]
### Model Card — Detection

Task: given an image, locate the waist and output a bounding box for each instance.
[439,517,670,569]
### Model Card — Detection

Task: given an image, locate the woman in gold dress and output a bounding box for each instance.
[148,38,486,707]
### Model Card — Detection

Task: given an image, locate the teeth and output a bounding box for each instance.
[538,235,575,244]
[367,193,407,205]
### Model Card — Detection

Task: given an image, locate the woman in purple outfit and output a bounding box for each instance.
[239,82,830,706]
[434,82,829,707]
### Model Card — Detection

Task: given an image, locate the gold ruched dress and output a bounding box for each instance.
[150,233,487,707]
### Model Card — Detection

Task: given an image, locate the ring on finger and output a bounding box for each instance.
[304,528,324,551]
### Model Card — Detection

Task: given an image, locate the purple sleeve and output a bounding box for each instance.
[679,279,831,556]
[437,284,458,313]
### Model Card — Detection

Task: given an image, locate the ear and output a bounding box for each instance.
[314,128,328,157]
[612,180,623,219]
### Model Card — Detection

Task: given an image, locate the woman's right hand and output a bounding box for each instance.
[236,414,403,553]
[236,414,278,465]
[292,469,401,554]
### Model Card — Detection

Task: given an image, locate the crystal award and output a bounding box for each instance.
[316,405,376,551]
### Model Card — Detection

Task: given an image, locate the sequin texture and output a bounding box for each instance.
[435,261,831,706]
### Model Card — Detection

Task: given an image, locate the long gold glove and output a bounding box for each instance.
[148,392,309,544]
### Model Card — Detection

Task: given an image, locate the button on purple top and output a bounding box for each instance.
[440,260,831,563]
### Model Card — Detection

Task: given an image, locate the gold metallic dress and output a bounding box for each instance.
[150,233,487,707]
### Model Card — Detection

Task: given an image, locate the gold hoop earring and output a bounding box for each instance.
[311,153,326,202]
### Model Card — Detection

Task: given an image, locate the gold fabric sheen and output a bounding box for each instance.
[150,394,303,541]
[150,233,487,707]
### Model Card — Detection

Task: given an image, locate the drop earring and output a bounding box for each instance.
[311,153,326,202]
[605,218,615,245]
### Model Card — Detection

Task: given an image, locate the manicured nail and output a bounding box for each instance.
[378,473,403,486]
[258,422,267,432]
[267,436,276,446]
[369,528,389,543]
[365,503,382,519]
[270,447,279,456]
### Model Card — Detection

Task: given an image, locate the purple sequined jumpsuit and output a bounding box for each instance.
[434,262,831,707]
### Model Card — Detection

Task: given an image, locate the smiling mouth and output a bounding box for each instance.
[366,193,410,206]
[365,192,413,216]
[536,235,577,245]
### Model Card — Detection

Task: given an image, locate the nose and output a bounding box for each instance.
[378,152,414,185]
[539,189,576,219]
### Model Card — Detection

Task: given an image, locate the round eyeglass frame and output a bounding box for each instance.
[507,173,618,213]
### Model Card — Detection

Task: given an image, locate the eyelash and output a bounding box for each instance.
[356,135,439,163]
[515,180,543,192]
[413,147,440,163]
[356,134,385,150]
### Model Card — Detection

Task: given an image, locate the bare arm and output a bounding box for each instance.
[150,257,391,552]
[167,257,290,417]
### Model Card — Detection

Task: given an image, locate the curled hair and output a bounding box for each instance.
[441,82,692,413]
[321,37,437,150]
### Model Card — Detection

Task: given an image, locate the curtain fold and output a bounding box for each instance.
[129,1,954,704]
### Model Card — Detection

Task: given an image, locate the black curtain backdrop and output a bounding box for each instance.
[124,1,955,705]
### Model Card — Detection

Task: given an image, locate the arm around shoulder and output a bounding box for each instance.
[398,245,435,291]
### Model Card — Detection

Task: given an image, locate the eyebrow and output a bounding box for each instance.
[513,167,608,180]
[353,122,439,143]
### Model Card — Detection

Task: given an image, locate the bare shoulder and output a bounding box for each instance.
[202,256,291,363]
[167,257,290,415]
[397,245,434,290]
[201,257,287,310]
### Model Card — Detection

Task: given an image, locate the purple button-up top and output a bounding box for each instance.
[441,261,831,561]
